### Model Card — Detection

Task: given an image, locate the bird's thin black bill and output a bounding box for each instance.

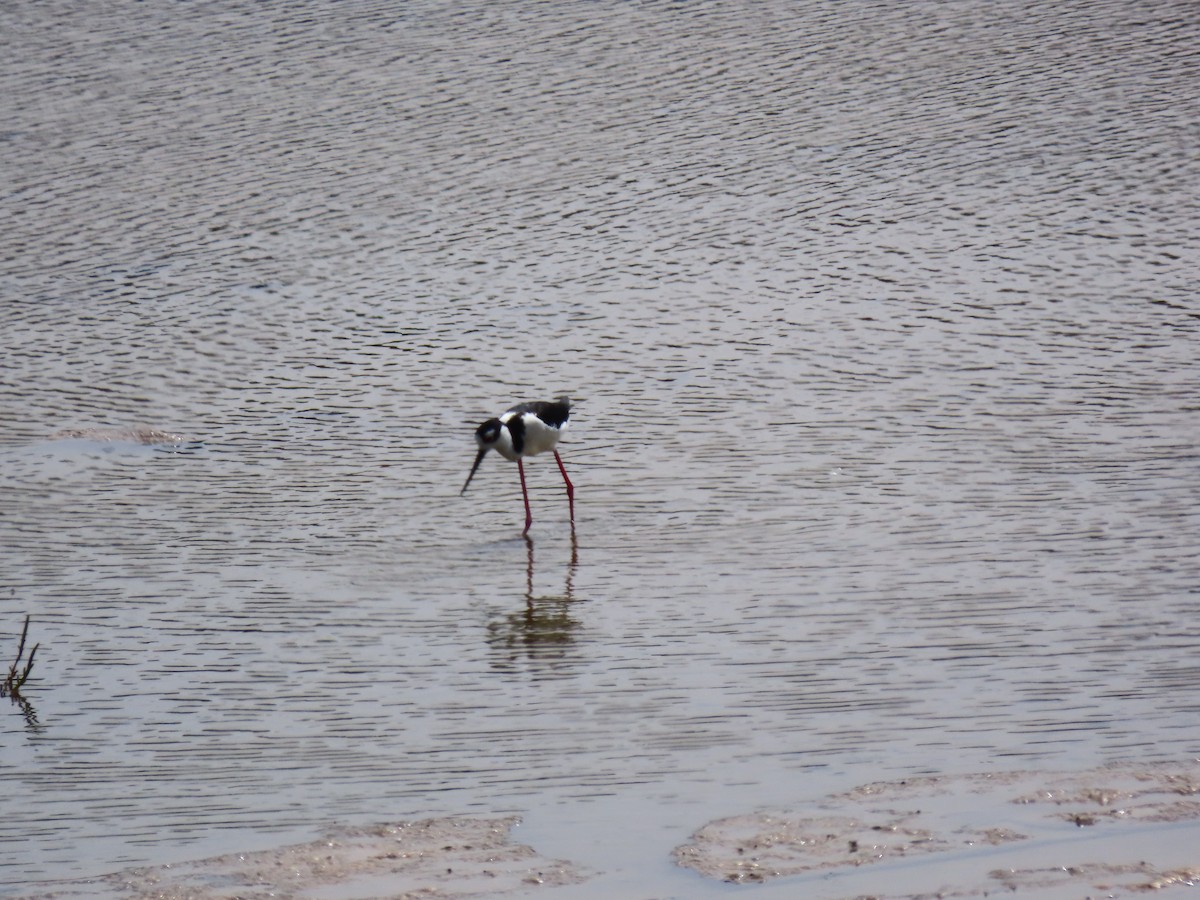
[460,448,487,495]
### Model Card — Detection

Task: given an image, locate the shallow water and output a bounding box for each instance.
[2,0,1198,893]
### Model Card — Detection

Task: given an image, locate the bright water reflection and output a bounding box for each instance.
[1,0,1198,892]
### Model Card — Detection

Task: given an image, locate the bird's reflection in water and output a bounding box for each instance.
[486,527,581,676]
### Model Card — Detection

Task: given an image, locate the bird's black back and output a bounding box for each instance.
[505,396,571,429]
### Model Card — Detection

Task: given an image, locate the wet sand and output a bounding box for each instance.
[25,762,1199,899]
[674,762,1200,898]
[24,817,584,900]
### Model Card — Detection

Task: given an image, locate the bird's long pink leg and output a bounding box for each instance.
[518,459,533,535]
[554,451,575,524]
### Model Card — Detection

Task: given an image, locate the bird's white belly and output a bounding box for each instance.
[525,417,566,455]
[502,413,566,459]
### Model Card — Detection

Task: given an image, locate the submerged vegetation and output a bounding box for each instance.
[2,614,38,699]
[3,614,40,728]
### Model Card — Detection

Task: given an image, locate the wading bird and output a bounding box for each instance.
[460,396,575,534]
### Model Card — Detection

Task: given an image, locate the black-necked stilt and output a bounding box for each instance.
[460,396,575,534]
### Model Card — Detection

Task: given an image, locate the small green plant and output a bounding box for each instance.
[2,615,38,698]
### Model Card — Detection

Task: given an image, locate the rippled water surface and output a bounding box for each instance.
[2,0,1198,893]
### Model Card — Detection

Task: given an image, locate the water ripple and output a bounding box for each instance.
[3,0,1199,892]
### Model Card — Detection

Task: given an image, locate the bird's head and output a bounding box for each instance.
[461,418,503,495]
[474,418,503,449]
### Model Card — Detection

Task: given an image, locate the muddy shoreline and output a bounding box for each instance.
[22,762,1199,899]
